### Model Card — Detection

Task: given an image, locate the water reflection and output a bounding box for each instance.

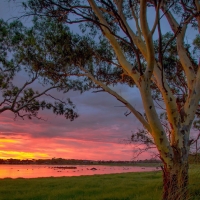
[0,165,159,179]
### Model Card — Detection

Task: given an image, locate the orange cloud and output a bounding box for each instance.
[0,138,22,144]
[0,133,141,161]
[0,150,49,160]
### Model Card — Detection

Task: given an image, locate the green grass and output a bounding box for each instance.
[0,165,199,200]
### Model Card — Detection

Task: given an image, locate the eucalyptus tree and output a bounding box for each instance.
[21,0,200,199]
[0,19,78,120]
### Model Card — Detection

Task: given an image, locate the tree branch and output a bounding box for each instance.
[150,1,161,36]
[80,65,152,132]
[162,8,196,90]
[88,0,140,84]
[140,0,155,79]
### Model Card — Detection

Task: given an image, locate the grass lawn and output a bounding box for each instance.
[0,165,199,200]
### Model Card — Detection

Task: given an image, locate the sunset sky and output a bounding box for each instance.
[0,0,153,161]
[1,0,196,161]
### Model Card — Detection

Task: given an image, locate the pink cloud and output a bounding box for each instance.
[0,100,152,161]
[0,132,151,160]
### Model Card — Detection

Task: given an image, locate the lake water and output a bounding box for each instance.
[0,165,159,179]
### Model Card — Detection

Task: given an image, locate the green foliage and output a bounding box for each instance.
[0,19,78,121]
[14,16,134,92]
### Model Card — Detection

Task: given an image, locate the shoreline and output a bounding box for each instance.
[0,165,199,200]
[0,164,160,179]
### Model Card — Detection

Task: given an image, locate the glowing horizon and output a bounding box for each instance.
[0,133,144,161]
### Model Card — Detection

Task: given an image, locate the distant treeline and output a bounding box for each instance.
[0,154,199,165]
[0,158,161,165]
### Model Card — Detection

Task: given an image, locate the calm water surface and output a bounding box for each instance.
[0,165,159,179]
